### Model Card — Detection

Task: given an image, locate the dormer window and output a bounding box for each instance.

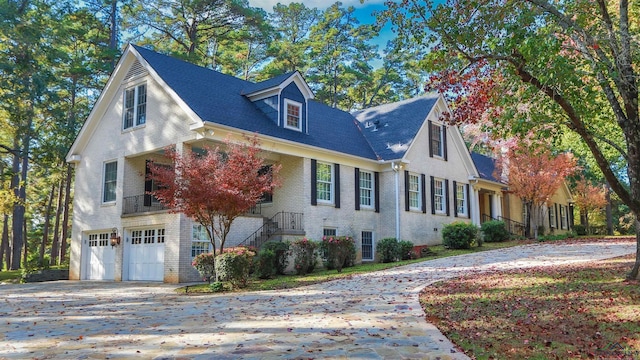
[284,99,302,131]
[123,83,147,130]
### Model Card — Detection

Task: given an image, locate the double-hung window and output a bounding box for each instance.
[191,224,211,258]
[361,231,374,261]
[103,161,117,203]
[456,183,467,216]
[284,99,302,131]
[316,162,333,203]
[359,170,373,208]
[123,83,147,130]
[549,204,556,228]
[560,205,567,229]
[408,173,420,210]
[430,122,443,157]
[433,178,445,213]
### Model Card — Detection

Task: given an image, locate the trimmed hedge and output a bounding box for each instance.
[481,220,510,243]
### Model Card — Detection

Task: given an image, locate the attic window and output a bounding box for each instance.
[284,99,302,132]
[123,83,147,130]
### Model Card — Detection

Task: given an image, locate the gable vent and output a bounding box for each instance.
[125,60,147,81]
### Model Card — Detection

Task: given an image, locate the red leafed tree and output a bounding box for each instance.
[498,143,577,239]
[572,177,608,234]
[147,135,280,255]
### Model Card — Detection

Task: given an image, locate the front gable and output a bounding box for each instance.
[66,45,203,162]
[243,72,312,135]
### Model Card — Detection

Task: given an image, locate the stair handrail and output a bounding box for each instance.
[238,212,303,249]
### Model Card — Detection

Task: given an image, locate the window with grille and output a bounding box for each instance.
[103,161,117,203]
[284,99,302,131]
[408,174,420,209]
[361,231,373,261]
[191,224,211,258]
[316,162,333,203]
[123,83,146,129]
[359,170,373,208]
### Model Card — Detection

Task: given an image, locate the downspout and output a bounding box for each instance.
[392,162,401,240]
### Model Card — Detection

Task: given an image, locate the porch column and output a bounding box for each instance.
[471,186,481,226]
[492,193,503,219]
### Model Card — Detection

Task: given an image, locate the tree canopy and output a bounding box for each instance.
[385,0,640,279]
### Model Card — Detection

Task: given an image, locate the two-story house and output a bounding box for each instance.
[67,44,556,283]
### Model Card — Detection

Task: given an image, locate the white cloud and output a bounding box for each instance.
[247,0,385,11]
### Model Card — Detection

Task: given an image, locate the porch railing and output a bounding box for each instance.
[122,195,168,215]
[480,214,526,237]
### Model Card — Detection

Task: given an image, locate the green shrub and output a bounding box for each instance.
[398,240,414,260]
[254,249,277,279]
[215,246,255,288]
[321,236,355,272]
[442,222,479,249]
[192,252,216,283]
[209,281,225,292]
[573,224,587,236]
[377,238,400,263]
[262,241,290,275]
[290,238,318,275]
[481,220,510,243]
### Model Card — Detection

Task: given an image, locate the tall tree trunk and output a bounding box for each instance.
[108,0,118,70]
[22,218,27,266]
[10,138,22,270]
[605,186,613,235]
[1,215,9,270]
[629,219,640,280]
[59,164,72,264]
[50,176,64,265]
[40,182,56,266]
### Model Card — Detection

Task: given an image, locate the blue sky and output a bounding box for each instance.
[247,0,394,52]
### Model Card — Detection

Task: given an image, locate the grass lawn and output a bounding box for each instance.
[419,253,640,359]
[179,238,536,293]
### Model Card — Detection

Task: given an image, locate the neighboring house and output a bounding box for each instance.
[470,152,575,237]
[67,44,510,283]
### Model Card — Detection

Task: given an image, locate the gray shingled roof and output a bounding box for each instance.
[471,152,504,183]
[352,95,439,160]
[241,71,296,95]
[134,45,437,161]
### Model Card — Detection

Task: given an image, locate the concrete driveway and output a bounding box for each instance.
[0,239,634,359]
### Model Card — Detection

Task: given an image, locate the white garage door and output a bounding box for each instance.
[128,228,165,281]
[85,233,115,280]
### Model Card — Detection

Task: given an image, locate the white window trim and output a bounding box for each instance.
[408,173,421,210]
[359,170,374,209]
[560,205,567,229]
[434,178,446,214]
[191,224,212,259]
[123,82,147,131]
[316,162,334,204]
[549,204,556,229]
[431,121,444,158]
[102,160,117,204]
[361,230,375,261]
[456,183,467,217]
[284,98,302,132]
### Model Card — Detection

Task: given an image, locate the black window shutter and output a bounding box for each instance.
[442,125,448,161]
[144,160,153,207]
[453,180,458,217]
[354,168,360,211]
[430,176,436,214]
[445,179,450,216]
[428,120,434,158]
[334,164,340,208]
[466,184,471,218]
[548,205,552,227]
[311,159,317,206]
[374,172,380,213]
[555,203,559,228]
[404,170,410,211]
[421,174,427,213]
